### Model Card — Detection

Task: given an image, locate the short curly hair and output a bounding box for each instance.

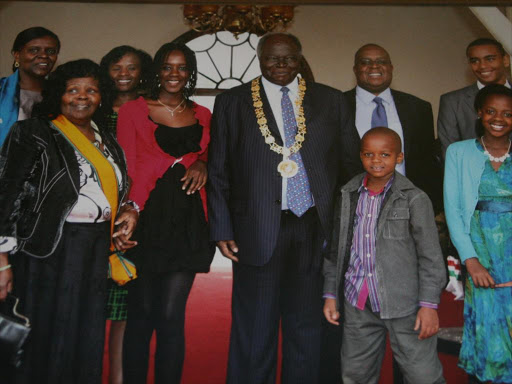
[33,59,102,120]
[99,45,153,111]
[149,42,197,101]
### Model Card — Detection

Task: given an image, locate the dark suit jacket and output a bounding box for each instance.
[208,80,362,266]
[345,87,442,212]
[437,83,479,157]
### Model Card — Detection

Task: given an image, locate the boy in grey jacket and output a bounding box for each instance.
[323,127,446,384]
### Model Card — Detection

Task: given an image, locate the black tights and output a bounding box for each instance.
[123,270,196,384]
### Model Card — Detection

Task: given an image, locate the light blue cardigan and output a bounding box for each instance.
[444,139,488,263]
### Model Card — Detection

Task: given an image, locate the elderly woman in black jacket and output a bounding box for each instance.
[0,59,137,384]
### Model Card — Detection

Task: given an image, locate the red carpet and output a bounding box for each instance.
[103,270,467,383]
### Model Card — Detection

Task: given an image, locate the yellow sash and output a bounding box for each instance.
[52,115,119,250]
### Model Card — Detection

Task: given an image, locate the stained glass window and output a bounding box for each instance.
[186,32,261,92]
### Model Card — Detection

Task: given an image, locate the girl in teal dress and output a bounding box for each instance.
[445,84,512,383]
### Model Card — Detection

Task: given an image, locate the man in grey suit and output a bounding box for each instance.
[208,33,361,383]
[438,38,511,156]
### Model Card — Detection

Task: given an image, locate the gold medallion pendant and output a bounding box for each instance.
[277,158,298,178]
[251,76,307,179]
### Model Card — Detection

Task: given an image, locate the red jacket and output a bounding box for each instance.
[117,96,210,215]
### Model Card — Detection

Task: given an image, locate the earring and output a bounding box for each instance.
[14,62,20,68]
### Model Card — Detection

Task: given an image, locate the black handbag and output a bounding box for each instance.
[0,294,31,368]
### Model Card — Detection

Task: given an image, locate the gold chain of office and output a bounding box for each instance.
[251,76,307,158]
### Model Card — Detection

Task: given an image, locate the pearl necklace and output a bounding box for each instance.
[481,136,511,163]
[157,98,186,117]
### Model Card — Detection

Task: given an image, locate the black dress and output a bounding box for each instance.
[129,122,214,274]
[122,122,214,384]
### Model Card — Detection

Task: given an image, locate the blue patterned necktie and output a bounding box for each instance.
[371,96,388,128]
[281,86,313,217]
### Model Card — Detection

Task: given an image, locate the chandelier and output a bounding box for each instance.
[183,5,295,37]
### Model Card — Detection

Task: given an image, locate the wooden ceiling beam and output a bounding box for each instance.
[9,0,511,5]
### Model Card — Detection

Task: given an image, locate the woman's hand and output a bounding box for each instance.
[465,257,495,288]
[113,206,138,251]
[0,252,13,301]
[181,159,207,195]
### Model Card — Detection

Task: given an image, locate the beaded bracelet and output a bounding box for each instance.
[0,264,12,272]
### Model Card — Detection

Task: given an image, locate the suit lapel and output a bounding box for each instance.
[463,84,479,112]
[50,125,80,193]
[300,84,314,159]
[346,88,357,118]
[259,84,283,145]
[391,90,412,157]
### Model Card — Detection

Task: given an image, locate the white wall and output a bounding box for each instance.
[0,2,497,130]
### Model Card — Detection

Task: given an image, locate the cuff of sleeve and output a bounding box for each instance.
[0,237,18,253]
[419,301,438,309]
[323,293,336,299]
[121,200,140,213]
[461,256,478,265]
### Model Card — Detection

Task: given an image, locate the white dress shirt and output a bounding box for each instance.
[355,86,406,176]
[477,80,511,90]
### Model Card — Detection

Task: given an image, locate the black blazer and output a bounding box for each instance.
[344,88,442,212]
[0,118,129,258]
[208,80,362,266]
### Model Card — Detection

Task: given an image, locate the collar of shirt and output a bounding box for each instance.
[356,85,393,106]
[91,121,102,143]
[261,75,300,104]
[358,173,395,197]
[477,79,511,90]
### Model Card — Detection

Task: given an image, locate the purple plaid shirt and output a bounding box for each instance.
[344,175,393,312]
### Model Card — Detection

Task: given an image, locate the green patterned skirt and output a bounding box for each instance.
[106,282,128,321]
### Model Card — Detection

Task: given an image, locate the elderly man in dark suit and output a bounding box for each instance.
[438,38,511,157]
[344,43,441,212]
[208,32,361,384]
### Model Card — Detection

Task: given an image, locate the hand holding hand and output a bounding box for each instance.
[414,307,439,340]
[465,258,495,288]
[0,252,13,301]
[113,207,139,251]
[217,240,239,262]
[323,298,340,326]
[113,233,138,251]
[181,159,207,195]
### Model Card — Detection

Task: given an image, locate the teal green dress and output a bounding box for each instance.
[458,141,512,382]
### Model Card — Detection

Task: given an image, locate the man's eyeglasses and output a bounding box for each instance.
[357,58,391,67]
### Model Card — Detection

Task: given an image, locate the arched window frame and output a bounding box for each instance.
[171,30,315,97]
